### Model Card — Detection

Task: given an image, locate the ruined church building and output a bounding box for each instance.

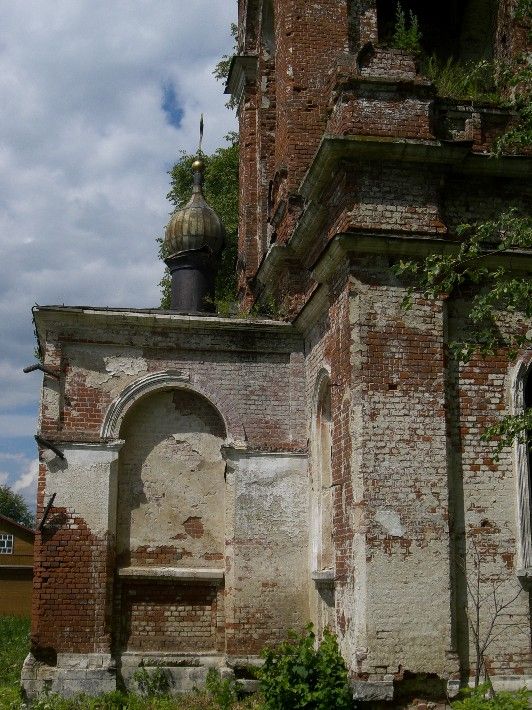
[23,0,531,703]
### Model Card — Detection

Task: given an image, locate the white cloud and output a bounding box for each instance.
[12,460,39,497]
[0,1,237,474]
[0,455,38,510]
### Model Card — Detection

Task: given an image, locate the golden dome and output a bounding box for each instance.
[164,159,224,259]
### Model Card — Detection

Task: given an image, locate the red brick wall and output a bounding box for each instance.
[31,491,113,655]
[117,580,224,653]
[39,329,305,453]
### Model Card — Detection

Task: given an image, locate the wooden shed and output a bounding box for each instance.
[0,514,34,616]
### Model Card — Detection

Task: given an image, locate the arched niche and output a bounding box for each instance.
[513,359,532,577]
[310,370,335,634]
[115,385,227,569]
[316,375,334,572]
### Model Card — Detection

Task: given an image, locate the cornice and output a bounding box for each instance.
[300,135,530,206]
[33,305,297,349]
[311,232,532,285]
[254,135,531,299]
[225,54,258,105]
[293,284,330,336]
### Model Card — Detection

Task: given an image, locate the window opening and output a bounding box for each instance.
[515,362,532,576]
[0,533,14,554]
[262,0,275,56]
[376,0,497,62]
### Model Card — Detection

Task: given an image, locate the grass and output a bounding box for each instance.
[421,55,502,104]
[0,615,30,710]
[0,616,30,694]
[26,692,263,710]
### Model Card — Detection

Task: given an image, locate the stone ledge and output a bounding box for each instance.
[117,566,224,581]
[351,679,394,702]
[311,570,335,585]
[516,566,532,584]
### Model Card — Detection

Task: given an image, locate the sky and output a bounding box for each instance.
[0,1,237,511]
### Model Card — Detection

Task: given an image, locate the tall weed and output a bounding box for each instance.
[392,3,422,54]
[422,56,499,102]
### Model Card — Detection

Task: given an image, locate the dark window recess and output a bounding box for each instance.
[376,0,498,62]
[262,0,275,56]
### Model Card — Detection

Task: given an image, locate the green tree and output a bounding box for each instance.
[395,208,532,454]
[213,22,238,110]
[0,484,34,528]
[159,135,239,311]
[159,23,239,312]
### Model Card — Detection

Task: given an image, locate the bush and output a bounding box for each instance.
[452,684,529,710]
[259,625,353,710]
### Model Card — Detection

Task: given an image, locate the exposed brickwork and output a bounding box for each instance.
[38,326,306,453]
[235,0,529,308]
[446,339,532,680]
[327,83,434,141]
[31,492,113,655]
[117,580,224,653]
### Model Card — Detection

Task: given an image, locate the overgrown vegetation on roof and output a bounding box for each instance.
[388,1,532,153]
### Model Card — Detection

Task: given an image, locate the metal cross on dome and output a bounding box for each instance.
[198,113,204,156]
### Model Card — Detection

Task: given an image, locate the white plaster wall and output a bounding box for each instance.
[224,450,310,652]
[43,443,122,538]
[65,344,148,397]
[344,278,455,679]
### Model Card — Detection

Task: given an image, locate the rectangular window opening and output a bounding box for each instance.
[0,533,14,554]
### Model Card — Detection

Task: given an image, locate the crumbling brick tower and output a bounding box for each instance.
[227,0,532,700]
[23,0,531,703]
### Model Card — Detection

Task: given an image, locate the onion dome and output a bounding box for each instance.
[164,158,225,259]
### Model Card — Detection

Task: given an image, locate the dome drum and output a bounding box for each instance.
[165,247,217,314]
[163,158,225,313]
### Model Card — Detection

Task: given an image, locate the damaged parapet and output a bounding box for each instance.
[164,158,225,313]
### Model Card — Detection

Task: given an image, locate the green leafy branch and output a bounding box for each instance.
[395,209,532,454]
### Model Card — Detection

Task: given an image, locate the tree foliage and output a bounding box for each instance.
[159,136,239,311]
[213,22,238,110]
[0,484,34,527]
[395,208,532,454]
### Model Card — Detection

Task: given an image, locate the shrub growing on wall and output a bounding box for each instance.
[259,625,354,709]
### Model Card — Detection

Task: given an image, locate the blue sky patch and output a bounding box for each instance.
[161,81,184,129]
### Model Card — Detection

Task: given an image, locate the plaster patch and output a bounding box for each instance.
[69,345,148,389]
[375,509,404,537]
[103,352,148,378]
